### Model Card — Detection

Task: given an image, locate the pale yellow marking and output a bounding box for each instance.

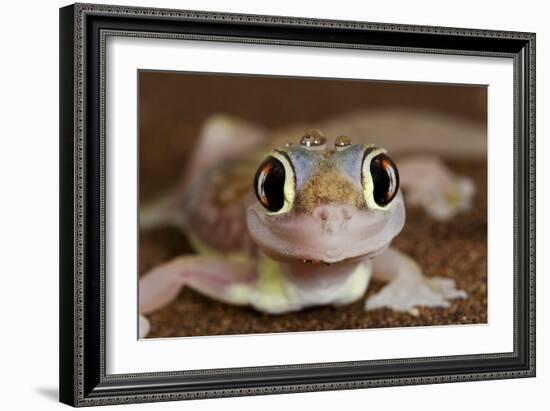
[332,262,372,305]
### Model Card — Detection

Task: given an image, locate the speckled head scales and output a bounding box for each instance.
[278,143,376,213]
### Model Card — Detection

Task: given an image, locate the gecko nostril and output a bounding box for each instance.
[313,206,330,222]
[314,206,354,223]
[341,205,353,220]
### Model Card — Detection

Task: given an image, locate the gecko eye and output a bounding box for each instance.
[361,148,399,210]
[254,152,295,214]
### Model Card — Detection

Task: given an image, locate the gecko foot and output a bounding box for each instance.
[399,157,475,221]
[139,314,151,338]
[365,276,467,313]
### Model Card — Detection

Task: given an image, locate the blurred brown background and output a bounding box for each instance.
[139,71,486,201]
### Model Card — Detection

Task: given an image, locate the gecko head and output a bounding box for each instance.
[246,131,405,264]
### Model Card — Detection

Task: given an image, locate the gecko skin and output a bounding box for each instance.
[139,115,473,337]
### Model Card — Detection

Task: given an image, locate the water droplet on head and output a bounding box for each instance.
[300,129,326,150]
[335,135,352,151]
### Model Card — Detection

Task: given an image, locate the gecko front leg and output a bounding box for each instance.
[366,248,466,314]
[139,256,258,337]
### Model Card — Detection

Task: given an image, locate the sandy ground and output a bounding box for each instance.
[139,160,487,338]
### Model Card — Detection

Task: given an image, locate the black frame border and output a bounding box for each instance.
[59,3,535,407]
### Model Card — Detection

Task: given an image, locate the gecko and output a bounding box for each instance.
[138,111,477,337]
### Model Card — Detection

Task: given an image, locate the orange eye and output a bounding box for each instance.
[370,153,399,207]
[254,156,286,212]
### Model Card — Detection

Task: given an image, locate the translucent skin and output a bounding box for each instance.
[247,142,406,266]
[138,114,473,337]
[246,144,403,263]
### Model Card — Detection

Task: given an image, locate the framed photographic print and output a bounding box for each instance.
[59,3,536,407]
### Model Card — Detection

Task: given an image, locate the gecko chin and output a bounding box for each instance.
[246,195,406,265]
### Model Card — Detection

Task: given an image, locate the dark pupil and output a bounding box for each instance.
[254,156,286,212]
[370,153,399,206]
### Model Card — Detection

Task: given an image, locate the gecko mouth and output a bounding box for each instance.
[301,259,334,266]
[246,197,405,265]
[299,244,387,265]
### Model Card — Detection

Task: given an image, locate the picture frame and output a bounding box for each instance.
[59,2,535,407]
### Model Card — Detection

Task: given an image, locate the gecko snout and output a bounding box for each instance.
[313,205,354,228]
